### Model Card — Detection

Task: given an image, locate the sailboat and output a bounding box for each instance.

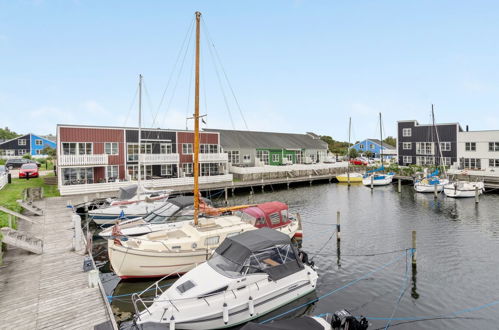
[107,12,301,278]
[89,75,171,225]
[362,113,394,186]
[336,117,363,183]
[414,105,449,193]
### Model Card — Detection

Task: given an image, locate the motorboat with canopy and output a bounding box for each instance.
[132,228,318,329]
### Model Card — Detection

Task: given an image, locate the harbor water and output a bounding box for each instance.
[92,183,499,329]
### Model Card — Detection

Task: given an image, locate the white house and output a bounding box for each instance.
[456,130,499,173]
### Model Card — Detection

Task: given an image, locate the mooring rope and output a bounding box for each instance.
[260,250,411,324]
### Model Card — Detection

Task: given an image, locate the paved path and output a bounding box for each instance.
[0,197,114,330]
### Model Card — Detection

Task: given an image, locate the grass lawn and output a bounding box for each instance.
[0,173,60,229]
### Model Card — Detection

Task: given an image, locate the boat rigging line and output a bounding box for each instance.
[122,84,139,126]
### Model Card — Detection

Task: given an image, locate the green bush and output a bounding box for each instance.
[22,154,32,159]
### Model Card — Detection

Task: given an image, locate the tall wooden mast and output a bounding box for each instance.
[193,11,201,225]
[379,112,383,168]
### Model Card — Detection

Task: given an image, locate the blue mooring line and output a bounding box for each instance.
[260,249,413,324]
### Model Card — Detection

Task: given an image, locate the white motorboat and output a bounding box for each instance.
[108,202,301,278]
[132,228,318,329]
[98,196,212,237]
[443,181,485,198]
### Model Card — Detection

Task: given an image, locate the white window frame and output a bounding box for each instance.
[182,143,193,154]
[182,163,193,175]
[439,142,451,152]
[105,142,119,155]
[160,143,173,154]
[106,165,119,179]
[402,142,412,150]
[488,142,499,152]
[416,142,434,155]
[35,139,43,146]
[35,150,42,155]
[402,156,412,164]
[227,150,240,164]
[370,144,375,150]
[489,159,499,168]
[441,157,451,166]
[18,139,26,146]
[256,150,269,165]
[402,128,412,137]
[465,142,476,151]
[161,164,174,176]
[272,154,279,162]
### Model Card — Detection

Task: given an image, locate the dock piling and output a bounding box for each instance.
[224,187,228,205]
[475,186,479,204]
[434,183,438,199]
[336,211,341,241]
[398,178,401,193]
[412,230,417,265]
[370,176,374,190]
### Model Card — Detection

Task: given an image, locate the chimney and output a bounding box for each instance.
[466,125,469,132]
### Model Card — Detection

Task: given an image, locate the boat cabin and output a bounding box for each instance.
[208,227,304,280]
[238,202,292,229]
[142,196,212,224]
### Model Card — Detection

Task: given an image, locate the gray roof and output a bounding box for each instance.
[367,138,396,150]
[203,129,328,150]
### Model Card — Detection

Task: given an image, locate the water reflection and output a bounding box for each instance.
[90,183,499,329]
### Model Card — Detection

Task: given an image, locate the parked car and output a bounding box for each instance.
[5,158,40,170]
[350,158,368,166]
[19,163,39,179]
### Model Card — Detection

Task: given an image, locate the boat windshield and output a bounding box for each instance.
[143,203,180,224]
[208,244,297,278]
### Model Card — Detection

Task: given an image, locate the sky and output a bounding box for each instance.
[1,0,499,141]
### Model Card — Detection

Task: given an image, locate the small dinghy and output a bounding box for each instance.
[132,228,318,329]
[443,181,485,198]
[241,309,368,330]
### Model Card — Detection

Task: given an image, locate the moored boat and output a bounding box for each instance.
[132,227,318,329]
[336,172,363,183]
[443,181,484,198]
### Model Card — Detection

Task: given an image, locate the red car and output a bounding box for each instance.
[19,163,39,179]
[350,158,368,166]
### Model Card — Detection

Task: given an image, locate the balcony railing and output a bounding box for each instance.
[199,153,228,163]
[59,154,109,166]
[139,153,180,164]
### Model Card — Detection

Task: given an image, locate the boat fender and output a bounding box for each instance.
[169,316,175,330]
[223,303,229,324]
[248,297,254,316]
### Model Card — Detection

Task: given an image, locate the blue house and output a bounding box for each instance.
[0,133,56,157]
[351,138,397,159]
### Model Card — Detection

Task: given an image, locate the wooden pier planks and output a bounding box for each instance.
[0,197,115,330]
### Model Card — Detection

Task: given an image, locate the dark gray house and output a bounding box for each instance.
[397,120,463,166]
[203,129,329,166]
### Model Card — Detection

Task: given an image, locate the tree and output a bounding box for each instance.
[320,136,350,155]
[348,148,359,159]
[0,127,20,140]
[365,151,374,158]
[383,136,396,148]
[40,146,56,158]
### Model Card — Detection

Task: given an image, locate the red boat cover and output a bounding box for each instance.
[243,202,290,228]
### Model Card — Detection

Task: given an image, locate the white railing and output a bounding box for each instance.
[59,154,109,166]
[228,162,348,174]
[0,173,7,190]
[58,174,233,196]
[139,153,180,164]
[199,153,228,162]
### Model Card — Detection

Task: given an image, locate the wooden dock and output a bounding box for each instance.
[0,197,116,330]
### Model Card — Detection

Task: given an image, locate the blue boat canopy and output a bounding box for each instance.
[427,169,439,178]
[366,166,384,174]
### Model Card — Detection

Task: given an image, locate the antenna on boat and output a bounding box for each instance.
[193,11,202,226]
[432,104,446,176]
[138,74,143,190]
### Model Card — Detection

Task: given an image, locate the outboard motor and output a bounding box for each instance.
[299,251,314,268]
[329,309,368,330]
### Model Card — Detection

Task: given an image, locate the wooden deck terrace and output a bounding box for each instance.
[0,197,116,330]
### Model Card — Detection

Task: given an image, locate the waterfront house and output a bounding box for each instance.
[56,124,230,195]
[397,120,462,166]
[0,133,56,158]
[203,129,329,166]
[351,139,396,159]
[456,128,499,172]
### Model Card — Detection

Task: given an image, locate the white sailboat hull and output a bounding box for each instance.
[443,182,485,198]
[414,179,449,193]
[362,174,394,186]
[136,267,318,329]
[90,200,166,225]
